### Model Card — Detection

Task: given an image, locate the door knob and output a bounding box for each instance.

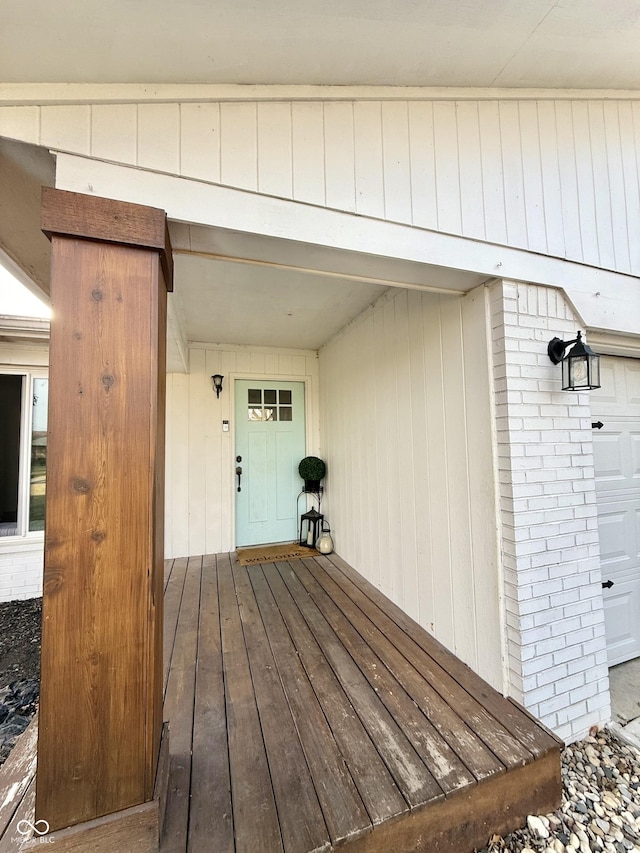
[236,465,243,492]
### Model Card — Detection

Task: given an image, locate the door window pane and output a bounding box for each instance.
[29,378,48,531]
[247,387,295,423]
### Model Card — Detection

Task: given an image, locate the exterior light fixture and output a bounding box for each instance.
[547,331,601,391]
[211,374,224,398]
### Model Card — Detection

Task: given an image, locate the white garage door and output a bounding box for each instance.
[592,356,640,666]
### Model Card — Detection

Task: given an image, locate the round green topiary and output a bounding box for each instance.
[298,456,326,482]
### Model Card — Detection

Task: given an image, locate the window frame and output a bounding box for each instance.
[0,367,49,540]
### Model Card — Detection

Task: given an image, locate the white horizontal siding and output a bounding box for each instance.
[165,343,320,560]
[0,540,44,602]
[2,97,640,275]
[319,284,502,690]
[0,342,48,367]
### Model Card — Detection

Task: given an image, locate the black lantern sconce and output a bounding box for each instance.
[299,507,324,549]
[211,374,224,398]
[547,331,601,391]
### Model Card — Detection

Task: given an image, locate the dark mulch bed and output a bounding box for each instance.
[0,597,42,767]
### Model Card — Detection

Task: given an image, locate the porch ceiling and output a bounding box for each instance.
[2,0,640,89]
[168,221,484,352]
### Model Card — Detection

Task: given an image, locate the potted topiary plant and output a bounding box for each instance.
[298,456,326,493]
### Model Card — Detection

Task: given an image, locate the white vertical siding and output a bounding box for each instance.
[3,95,639,276]
[91,104,138,164]
[319,284,502,690]
[257,102,293,198]
[179,103,221,183]
[164,343,320,559]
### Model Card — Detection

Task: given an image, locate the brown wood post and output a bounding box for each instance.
[35,188,173,832]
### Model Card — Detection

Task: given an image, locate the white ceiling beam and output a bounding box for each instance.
[3,84,640,107]
[54,153,640,337]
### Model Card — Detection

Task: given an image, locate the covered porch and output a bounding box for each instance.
[0,550,561,852]
[161,551,562,853]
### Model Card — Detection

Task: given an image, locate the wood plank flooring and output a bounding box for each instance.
[160,552,563,853]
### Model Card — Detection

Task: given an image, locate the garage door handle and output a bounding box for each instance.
[602,579,614,589]
[592,421,604,429]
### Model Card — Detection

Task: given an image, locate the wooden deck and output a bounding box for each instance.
[160,552,562,853]
[0,551,562,852]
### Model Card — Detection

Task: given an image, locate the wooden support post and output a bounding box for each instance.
[36,188,173,833]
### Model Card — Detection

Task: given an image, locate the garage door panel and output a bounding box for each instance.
[632,433,640,478]
[598,510,629,564]
[593,361,621,407]
[592,356,640,666]
[594,432,626,482]
[592,358,640,416]
[603,578,640,666]
[625,360,640,406]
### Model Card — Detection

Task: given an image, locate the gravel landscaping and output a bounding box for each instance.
[0,597,41,766]
[478,728,640,853]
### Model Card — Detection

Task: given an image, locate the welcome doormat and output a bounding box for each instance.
[236,542,316,565]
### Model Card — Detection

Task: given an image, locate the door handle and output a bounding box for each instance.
[602,579,614,589]
[236,466,243,492]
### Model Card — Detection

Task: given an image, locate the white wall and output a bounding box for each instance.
[490,280,609,742]
[165,342,320,559]
[2,96,640,278]
[319,284,503,690]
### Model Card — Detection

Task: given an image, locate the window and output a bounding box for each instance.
[0,373,48,537]
[246,388,294,422]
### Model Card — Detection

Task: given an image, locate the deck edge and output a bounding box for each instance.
[337,745,562,853]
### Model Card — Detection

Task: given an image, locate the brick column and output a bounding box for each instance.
[490,279,610,743]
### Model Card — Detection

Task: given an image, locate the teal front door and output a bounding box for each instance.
[235,380,306,547]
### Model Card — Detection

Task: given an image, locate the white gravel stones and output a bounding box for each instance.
[478,728,640,853]
[528,816,551,839]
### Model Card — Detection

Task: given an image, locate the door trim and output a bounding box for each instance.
[229,372,315,550]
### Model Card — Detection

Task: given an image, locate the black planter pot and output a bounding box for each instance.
[303,480,321,493]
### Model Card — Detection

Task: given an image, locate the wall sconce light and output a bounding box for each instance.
[211,374,224,398]
[547,331,601,391]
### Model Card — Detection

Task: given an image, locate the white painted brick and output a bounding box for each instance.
[568,682,603,705]
[540,691,582,716]
[536,663,569,687]
[580,610,605,629]
[490,280,609,741]
[535,636,566,656]
[554,672,587,695]
[566,654,596,675]
[550,617,582,637]
[525,682,556,705]
[521,652,555,677]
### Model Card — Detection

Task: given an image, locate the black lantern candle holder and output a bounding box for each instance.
[299,507,324,549]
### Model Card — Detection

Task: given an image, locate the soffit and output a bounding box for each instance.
[1,1,640,89]
[169,223,484,351]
